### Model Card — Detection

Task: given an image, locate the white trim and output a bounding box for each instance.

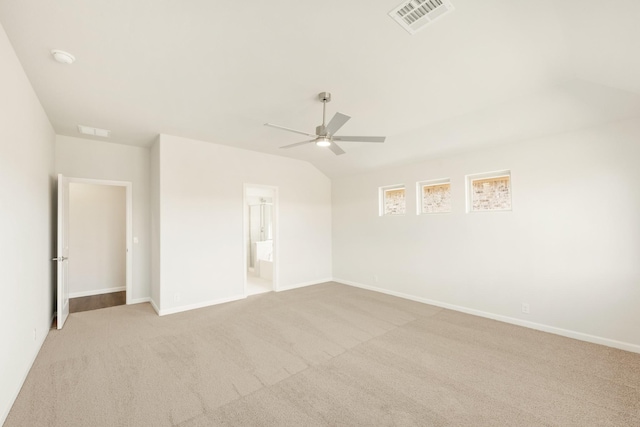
[465,169,512,213]
[379,183,406,216]
[69,286,126,298]
[158,294,246,316]
[66,177,134,305]
[149,299,160,315]
[416,178,452,215]
[276,278,333,292]
[335,278,640,354]
[129,297,151,305]
[1,320,49,425]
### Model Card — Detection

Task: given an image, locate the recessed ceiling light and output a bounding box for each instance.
[51,49,75,64]
[78,125,110,137]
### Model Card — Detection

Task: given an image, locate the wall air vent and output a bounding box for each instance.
[389,0,455,35]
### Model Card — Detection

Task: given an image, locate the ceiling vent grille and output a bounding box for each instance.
[78,125,111,138]
[389,0,455,34]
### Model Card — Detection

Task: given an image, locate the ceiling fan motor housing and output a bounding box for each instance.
[316,125,328,137]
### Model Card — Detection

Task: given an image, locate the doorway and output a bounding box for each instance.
[244,185,277,296]
[68,182,126,312]
[55,176,133,328]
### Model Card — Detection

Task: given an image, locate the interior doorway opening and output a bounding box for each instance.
[68,182,126,313]
[55,175,133,329]
[244,185,277,296]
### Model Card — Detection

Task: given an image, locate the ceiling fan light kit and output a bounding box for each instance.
[264,92,386,156]
[315,137,331,147]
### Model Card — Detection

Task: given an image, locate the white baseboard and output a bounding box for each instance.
[335,278,640,354]
[149,299,160,315]
[1,316,50,426]
[158,294,246,316]
[276,278,333,292]
[69,286,125,298]
[151,279,333,316]
[128,297,150,305]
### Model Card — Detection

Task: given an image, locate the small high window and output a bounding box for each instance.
[417,179,451,214]
[466,170,511,212]
[380,185,406,216]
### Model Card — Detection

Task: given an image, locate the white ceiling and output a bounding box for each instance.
[1,0,639,177]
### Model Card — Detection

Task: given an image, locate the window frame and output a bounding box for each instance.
[379,184,406,216]
[416,178,451,215]
[465,170,512,213]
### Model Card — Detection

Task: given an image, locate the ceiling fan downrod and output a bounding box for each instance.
[317,92,331,136]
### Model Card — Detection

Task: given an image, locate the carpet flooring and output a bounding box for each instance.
[6,282,640,426]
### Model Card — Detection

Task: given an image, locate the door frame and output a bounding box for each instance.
[65,177,134,304]
[243,184,278,295]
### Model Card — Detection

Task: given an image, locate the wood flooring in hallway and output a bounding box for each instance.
[69,291,126,313]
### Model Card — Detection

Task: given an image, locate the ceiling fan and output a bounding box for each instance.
[264,92,386,156]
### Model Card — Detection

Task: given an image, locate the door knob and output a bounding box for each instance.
[52,256,68,261]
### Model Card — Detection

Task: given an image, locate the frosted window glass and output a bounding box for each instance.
[422,183,451,213]
[383,188,406,215]
[471,176,511,211]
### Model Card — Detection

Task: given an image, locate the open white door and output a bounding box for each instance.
[55,174,70,329]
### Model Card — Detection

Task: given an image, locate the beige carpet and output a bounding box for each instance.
[6,282,640,426]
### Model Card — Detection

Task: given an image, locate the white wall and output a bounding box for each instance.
[55,136,150,302]
[154,134,332,314]
[0,23,55,424]
[68,183,126,297]
[332,118,640,352]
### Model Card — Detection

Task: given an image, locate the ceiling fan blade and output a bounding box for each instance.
[332,136,386,143]
[328,142,346,156]
[279,140,315,149]
[265,123,316,137]
[325,112,351,135]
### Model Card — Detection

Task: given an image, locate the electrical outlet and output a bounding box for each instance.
[174,293,181,303]
[33,328,37,341]
[521,303,530,314]
[373,275,379,283]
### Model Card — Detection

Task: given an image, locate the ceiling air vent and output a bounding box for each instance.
[389,0,455,35]
[78,125,111,138]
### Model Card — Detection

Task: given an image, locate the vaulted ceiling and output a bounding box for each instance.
[1,0,639,177]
